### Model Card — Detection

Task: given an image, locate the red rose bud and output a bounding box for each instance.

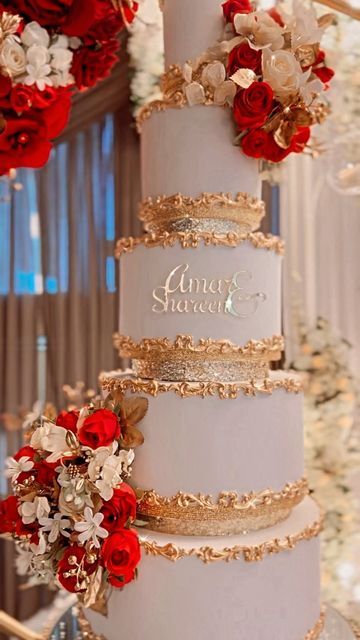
[56,410,80,434]
[10,85,34,115]
[108,569,136,588]
[233,82,274,130]
[290,127,311,154]
[101,529,141,584]
[222,0,252,22]
[0,496,20,534]
[227,42,262,76]
[71,40,119,90]
[101,484,137,532]
[78,408,121,449]
[241,129,272,159]
[0,114,52,174]
[3,0,96,37]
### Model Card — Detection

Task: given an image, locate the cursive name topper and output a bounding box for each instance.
[152,264,267,318]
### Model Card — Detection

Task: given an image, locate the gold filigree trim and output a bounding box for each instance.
[114,334,284,360]
[305,611,325,640]
[139,193,265,234]
[115,231,284,258]
[136,479,309,536]
[100,374,303,399]
[140,513,323,563]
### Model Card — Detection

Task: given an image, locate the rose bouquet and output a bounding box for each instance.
[179,0,334,163]
[0,1,138,174]
[0,393,147,611]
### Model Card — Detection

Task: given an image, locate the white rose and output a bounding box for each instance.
[50,47,73,72]
[0,38,26,77]
[26,44,50,69]
[262,48,310,100]
[21,22,50,48]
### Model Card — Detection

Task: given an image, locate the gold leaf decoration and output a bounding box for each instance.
[121,425,145,449]
[122,396,149,425]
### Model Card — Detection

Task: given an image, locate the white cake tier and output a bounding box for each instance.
[84,498,322,640]
[141,106,262,200]
[163,0,224,67]
[101,371,304,498]
[118,235,282,348]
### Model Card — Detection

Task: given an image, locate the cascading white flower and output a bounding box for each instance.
[234,11,285,51]
[87,444,117,482]
[0,37,27,77]
[95,450,135,501]
[21,21,50,48]
[31,420,76,463]
[5,456,34,481]
[19,496,50,525]
[74,507,108,548]
[39,513,71,543]
[262,48,311,101]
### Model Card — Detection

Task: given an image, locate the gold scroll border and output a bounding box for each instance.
[77,609,325,640]
[115,230,284,258]
[114,334,284,361]
[136,63,219,131]
[140,510,323,563]
[138,193,265,234]
[135,479,309,535]
[100,373,303,399]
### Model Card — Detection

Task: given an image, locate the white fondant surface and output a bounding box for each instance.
[163,0,225,67]
[85,498,321,640]
[141,107,262,200]
[104,371,304,496]
[119,240,282,345]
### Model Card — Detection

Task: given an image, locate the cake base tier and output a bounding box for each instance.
[84,498,322,640]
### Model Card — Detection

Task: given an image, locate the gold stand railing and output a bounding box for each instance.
[0,611,43,640]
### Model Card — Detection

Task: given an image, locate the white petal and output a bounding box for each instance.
[230,68,257,89]
[185,82,206,106]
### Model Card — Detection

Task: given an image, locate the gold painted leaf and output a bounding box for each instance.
[121,425,145,449]
[122,396,149,425]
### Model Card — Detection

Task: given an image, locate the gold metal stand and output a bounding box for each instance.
[0,611,43,640]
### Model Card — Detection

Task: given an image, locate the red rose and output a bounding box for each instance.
[34,460,57,486]
[0,496,19,534]
[32,86,61,109]
[71,40,119,89]
[0,115,52,173]
[241,128,269,158]
[58,546,97,593]
[10,85,34,115]
[289,127,311,154]
[233,82,274,130]
[101,529,140,587]
[222,0,252,22]
[78,408,121,449]
[0,75,12,97]
[56,410,79,434]
[14,446,36,462]
[4,0,96,37]
[227,43,262,76]
[101,484,137,532]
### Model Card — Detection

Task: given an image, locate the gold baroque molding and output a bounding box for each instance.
[115,231,285,258]
[138,193,265,234]
[136,478,309,536]
[100,374,303,399]
[140,513,323,563]
[114,334,284,359]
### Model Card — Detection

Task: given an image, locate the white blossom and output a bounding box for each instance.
[234,11,285,51]
[74,507,108,548]
[95,450,134,501]
[19,497,50,525]
[4,456,34,481]
[21,22,50,48]
[26,44,50,68]
[30,531,47,556]
[31,421,76,463]
[50,47,73,72]
[39,513,71,543]
[0,37,27,77]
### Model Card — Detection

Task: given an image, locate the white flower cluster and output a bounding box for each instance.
[0,21,79,91]
[127,0,164,110]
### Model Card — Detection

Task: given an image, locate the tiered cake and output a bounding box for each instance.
[85,1,323,638]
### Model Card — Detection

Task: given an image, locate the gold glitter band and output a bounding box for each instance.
[140,513,323,563]
[77,608,325,640]
[115,231,284,258]
[136,478,309,536]
[100,374,303,399]
[139,193,265,234]
[114,335,283,382]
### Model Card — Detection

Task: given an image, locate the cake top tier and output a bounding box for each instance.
[163,0,224,66]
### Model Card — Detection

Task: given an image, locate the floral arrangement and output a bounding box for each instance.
[0,0,138,175]
[289,317,360,615]
[158,0,335,163]
[0,392,147,613]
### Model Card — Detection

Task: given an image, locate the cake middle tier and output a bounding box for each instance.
[116,232,283,381]
[101,371,306,535]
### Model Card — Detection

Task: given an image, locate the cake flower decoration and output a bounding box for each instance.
[0,393,147,613]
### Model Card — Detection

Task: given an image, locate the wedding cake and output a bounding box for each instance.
[86,0,324,637]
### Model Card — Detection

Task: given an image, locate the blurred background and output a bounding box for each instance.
[0,0,360,636]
